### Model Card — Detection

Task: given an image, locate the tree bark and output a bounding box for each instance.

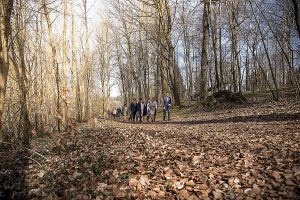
[41,0,61,131]
[14,0,32,145]
[0,0,14,142]
[209,1,220,91]
[83,0,90,121]
[200,0,209,99]
[165,0,181,106]
[62,0,68,129]
[291,0,300,38]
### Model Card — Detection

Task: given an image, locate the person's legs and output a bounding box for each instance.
[163,108,166,121]
[167,107,170,121]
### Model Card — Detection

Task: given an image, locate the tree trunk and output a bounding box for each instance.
[83,0,90,121]
[218,1,224,90]
[209,1,220,91]
[229,3,238,93]
[245,47,250,91]
[291,0,300,38]
[0,0,14,142]
[15,0,31,145]
[200,0,209,99]
[62,0,68,129]
[70,0,81,121]
[165,0,181,106]
[41,0,61,131]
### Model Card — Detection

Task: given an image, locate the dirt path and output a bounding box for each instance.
[10,100,300,199]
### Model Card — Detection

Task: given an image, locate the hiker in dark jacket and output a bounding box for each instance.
[136,98,143,122]
[163,92,171,121]
[129,99,137,121]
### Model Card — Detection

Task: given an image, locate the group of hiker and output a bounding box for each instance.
[125,93,172,122]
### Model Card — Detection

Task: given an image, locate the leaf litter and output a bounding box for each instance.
[22,100,300,199]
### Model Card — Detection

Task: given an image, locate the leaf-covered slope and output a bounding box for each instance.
[25,100,300,199]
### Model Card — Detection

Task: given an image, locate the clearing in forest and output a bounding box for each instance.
[1,100,300,199]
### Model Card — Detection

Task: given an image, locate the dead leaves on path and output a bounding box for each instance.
[25,102,300,199]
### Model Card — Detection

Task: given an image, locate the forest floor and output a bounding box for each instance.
[1,98,300,199]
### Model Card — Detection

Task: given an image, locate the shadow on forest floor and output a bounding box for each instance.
[117,113,300,125]
[0,144,29,199]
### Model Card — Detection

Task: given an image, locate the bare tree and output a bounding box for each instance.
[0,0,14,142]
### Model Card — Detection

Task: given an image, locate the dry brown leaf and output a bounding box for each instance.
[96,183,107,192]
[186,180,195,187]
[178,189,190,200]
[198,184,208,190]
[152,187,160,193]
[164,169,174,180]
[129,178,138,187]
[139,175,150,186]
[158,191,165,198]
[198,190,209,198]
[212,190,222,199]
[271,171,281,180]
[186,186,193,191]
[293,167,300,176]
[176,180,185,190]
[149,191,157,199]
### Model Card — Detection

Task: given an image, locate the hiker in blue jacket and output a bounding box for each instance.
[163,92,171,121]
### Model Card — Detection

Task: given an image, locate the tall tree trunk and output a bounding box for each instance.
[229,2,239,93]
[62,0,68,129]
[115,34,127,105]
[83,0,90,121]
[41,0,61,131]
[0,0,14,142]
[181,3,193,99]
[218,1,224,90]
[209,1,220,91]
[155,42,161,99]
[291,0,300,38]
[156,1,168,98]
[70,0,81,121]
[245,47,250,91]
[105,24,111,105]
[16,0,31,145]
[200,0,209,99]
[165,0,181,106]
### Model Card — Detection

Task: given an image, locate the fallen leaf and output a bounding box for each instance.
[96,183,107,192]
[176,180,185,190]
[178,189,190,200]
[212,190,222,199]
[129,178,138,187]
[139,175,150,186]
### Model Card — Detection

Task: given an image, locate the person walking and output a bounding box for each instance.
[123,104,128,120]
[151,97,158,122]
[146,99,151,122]
[112,108,117,119]
[136,98,143,123]
[163,92,171,121]
[129,99,136,121]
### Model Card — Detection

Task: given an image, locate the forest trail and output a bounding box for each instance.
[2,100,300,199]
